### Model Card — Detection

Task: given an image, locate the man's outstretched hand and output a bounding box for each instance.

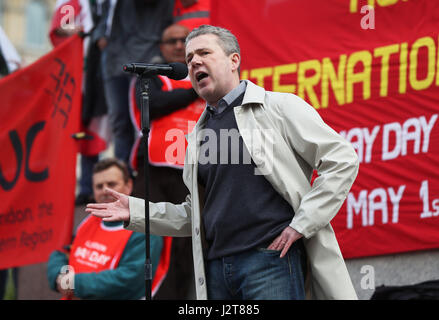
[85,188,130,222]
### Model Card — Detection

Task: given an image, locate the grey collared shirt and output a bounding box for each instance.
[206,81,247,115]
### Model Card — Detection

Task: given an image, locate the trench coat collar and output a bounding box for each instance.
[241,80,266,106]
[197,80,265,126]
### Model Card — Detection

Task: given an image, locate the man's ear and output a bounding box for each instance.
[230,52,241,72]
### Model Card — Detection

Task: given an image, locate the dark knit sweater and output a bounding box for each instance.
[198,84,295,260]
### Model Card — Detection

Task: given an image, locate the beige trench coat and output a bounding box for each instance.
[126,80,359,300]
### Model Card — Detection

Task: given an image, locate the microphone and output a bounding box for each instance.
[123,62,188,80]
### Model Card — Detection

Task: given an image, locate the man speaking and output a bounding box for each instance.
[87,25,359,300]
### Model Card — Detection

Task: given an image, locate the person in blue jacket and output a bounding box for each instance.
[47,158,163,299]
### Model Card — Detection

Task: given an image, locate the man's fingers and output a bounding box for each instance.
[86,203,108,210]
[280,240,293,258]
[276,239,285,251]
[105,187,122,200]
[85,204,114,219]
[85,204,110,218]
[87,210,108,218]
[267,227,303,257]
[102,215,118,222]
[267,237,281,250]
[267,236,286,251]
[90,210,121,222]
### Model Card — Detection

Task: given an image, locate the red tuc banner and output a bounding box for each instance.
[0,35,83,268]
[212,0,439,258]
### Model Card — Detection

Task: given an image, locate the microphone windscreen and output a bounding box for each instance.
[169,62,188,80]
[123,64,133,73]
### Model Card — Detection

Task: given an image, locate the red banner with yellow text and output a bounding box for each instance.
[212,0,439,258]
[0,35,83,268]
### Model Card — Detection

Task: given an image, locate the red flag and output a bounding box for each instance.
[0,35,83,269]
[49,0,109,157]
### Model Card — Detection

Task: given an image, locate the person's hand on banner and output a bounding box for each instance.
[54,25,84,38]
[86,188,130,222]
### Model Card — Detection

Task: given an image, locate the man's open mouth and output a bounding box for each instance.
[196,72,208,82]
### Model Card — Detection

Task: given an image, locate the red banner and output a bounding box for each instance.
[212,0,439,258]
[0,36,83,268]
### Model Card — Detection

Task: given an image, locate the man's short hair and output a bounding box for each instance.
[93,158,130,183]
[186,24,240,56]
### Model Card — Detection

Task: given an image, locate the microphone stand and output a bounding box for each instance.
[139,75,152,301]
[123,61,188,301]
